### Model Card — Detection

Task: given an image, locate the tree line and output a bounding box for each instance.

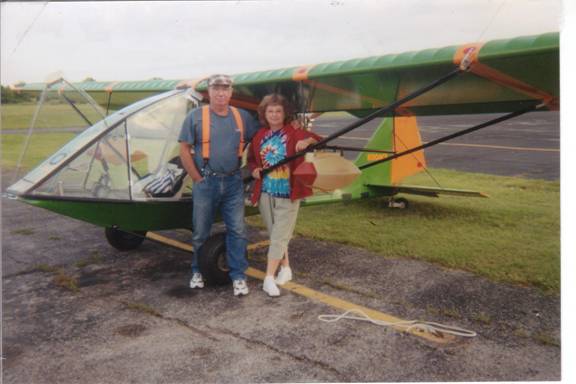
[1,85,33,103]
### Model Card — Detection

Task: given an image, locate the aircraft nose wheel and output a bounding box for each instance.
[105,227,147,251]
[198,232,232,286]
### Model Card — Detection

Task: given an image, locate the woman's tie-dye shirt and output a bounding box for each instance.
[259,128,290,198]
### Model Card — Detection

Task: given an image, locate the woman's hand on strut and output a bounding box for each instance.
[252,168,262,179]
[295,138,316,152]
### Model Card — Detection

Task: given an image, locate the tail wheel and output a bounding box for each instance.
[198,232,232,286]
[388,197,409,209]
[105,227,147,251]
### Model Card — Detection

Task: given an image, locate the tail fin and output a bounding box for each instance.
[390,114,426,185]
[355,114,426,187]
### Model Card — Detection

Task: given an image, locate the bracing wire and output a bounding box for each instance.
[391,123,446,191]
[10,1,50,55]
[319,308,477,338]
[475,0,508,43]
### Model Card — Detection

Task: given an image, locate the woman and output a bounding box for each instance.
[249,94,321,297]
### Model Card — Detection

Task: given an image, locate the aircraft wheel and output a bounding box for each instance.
[389,197,409,209]
[105,227,147,251]
[396,197,409,209]
[198,233,232,286]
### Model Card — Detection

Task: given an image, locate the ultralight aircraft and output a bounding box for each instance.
[5,32,559,285]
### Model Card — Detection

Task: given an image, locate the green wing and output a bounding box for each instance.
[13,32,558,114]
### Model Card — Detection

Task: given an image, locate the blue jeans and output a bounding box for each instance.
[191,171,248,281]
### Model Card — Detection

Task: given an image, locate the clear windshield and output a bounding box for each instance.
[24,89,198,200]
[5,78,109,194]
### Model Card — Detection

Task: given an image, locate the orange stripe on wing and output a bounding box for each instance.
[293,65,313,81]
[454,43,558,110]
[104,82,119,93]
[453,43,484,69]
[304,79,383,108]
[294,64,384,110]
[175,79,200,90]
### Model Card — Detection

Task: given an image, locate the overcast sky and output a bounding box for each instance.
[0,0,564,85]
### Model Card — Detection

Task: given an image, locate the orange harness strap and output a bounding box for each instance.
[230,106,245,157]
[453,44,558,110]
[201,105,211,159]
[201,105,245,159]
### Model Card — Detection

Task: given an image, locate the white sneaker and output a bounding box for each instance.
[263,276,280,297]
[233,279,249,296]
[275,266,292,285]
[189,272,204,289]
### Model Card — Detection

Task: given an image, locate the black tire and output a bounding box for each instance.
[105,227,147,251]
[198,233,232,286]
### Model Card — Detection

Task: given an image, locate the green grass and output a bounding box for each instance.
[249,169,560,293]
[1,132,76,171]
[1,103,104,130]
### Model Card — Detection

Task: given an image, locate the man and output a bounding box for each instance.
[179,74,260,296]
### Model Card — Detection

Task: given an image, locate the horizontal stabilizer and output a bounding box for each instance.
[366,184,488,198]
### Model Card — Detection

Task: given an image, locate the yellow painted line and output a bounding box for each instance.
[147,232,192,252]
[247,240,270,251]
[147,232,270,253]
[319,134,559,152]
[321,135,369,141]
[245,267,453,344]
[430,141,559,152]
[148,232,450,343]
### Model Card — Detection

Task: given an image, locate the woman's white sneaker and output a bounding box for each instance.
[263,276,280,297]
[275,266,292,285]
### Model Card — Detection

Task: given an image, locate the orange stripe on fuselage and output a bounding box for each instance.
[453,43,558,110]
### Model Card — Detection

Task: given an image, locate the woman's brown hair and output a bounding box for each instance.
[257,93,294,127]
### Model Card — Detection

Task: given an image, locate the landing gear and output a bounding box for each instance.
[103,228,233,285]
[105,227,147,251]
[388,197,409,209]
[198,232,232,286]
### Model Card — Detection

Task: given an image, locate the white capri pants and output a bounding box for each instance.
[259,192,301,260]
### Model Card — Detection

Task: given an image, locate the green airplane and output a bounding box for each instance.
[6,32,559,284]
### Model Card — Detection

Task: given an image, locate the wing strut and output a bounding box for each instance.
[359,103,543,171]
[245,65,464,182]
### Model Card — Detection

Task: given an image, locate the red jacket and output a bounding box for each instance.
[248,124,321,204]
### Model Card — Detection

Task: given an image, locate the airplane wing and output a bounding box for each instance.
[12,32,558,115]
[207,32,559,115]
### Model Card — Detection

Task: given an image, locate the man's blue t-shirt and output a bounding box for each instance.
[178,106,260,174]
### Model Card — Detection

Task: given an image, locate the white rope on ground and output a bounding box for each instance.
[318,308,477,338]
